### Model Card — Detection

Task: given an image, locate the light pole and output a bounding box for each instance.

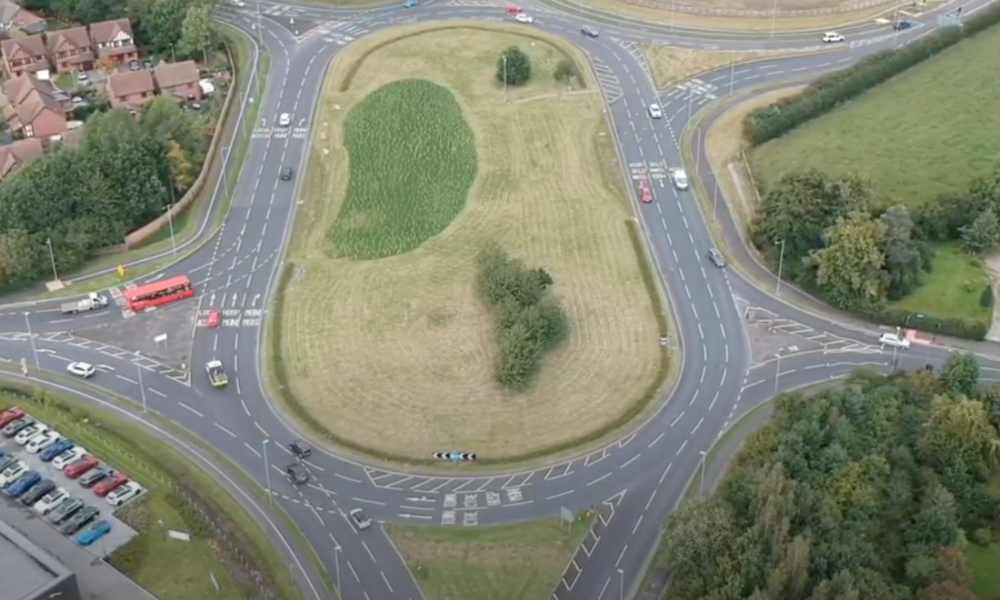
[334,545,342,595]
[617,568,624,600]
[775,352,782,396]
[775,239,786,295]
[687,89,694,122]
[770,0,778,37]
[136,354,147,412]
[502,53,508,104]
[24,312,39,371]
[729,52,736,97]
[45,238,59,283]
[712,175,720,221]
[670,0,675,30]
[222,146,231,199]
[698,450,707,496]
[262,439,272,506]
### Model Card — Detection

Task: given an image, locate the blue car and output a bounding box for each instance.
[40,439,74,462]
[403,0,418,7]
[5,471,41,497]
[76,520,112,546]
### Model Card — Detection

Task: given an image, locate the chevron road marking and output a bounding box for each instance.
[550,490,627,599]
[590,57,623,104]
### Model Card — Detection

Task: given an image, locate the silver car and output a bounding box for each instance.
[349,508,372,531]
[670,168,689,190]
[581,25,599,38]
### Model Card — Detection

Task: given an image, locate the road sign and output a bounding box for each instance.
[560,506,574,529]
[117,265,125,278]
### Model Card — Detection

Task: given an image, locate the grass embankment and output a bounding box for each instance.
[275,23,662,464]
[387,516,593,600]
[0,388,304,600]
[748,26,1000,325]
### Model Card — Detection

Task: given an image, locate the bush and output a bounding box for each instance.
[496,46,531,86]
[973,527,993,546]
[981,285,995,309]
[553,58,578,83]
[743,2,1000,145]
[475,242,569,390]
[867,305,988,341]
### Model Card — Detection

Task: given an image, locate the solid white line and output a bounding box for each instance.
[244,442,261,458]
[214,423,237,438]
[179,402,204,417]
[148,388,166,398]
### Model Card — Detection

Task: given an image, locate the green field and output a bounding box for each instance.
[330,79,477,259]
[387,516,593,600]
[751,25,1000,207]
[888,242,991,325]
[0,390,303,600]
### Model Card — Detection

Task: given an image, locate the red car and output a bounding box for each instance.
[93,472,129,497]
[64,455,100,479]
[506,5,521,12]
[638,178,653,203]
[207,310,222,329]
[0,406,25,429]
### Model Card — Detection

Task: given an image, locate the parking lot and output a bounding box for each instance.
[0,410,143,559]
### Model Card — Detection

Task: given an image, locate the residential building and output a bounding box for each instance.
[153,60,202,101]
[0,137,44,179]
[60,126,85,148]
[47,26,94,73]
[1,34,49,78]
[106,69,155,110]
[0,0,46,35]
[89,18,137,66]
[3,74,70,139]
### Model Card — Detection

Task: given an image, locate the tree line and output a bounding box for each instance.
[661,356,1000,600]
[20,0,219,62]
[0,100,209,285]
[474,242,570,391]
[751,164,1000,340]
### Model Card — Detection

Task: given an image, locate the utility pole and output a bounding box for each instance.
[165,202,177,255]
[698,450,707,495]
[137,354,147,412]
[775,239,786,295]
[24,312,39,371]
[503,54,508,104]
[45,238,59,283]
[262,439,272,506]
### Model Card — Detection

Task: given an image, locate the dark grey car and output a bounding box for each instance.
[280,167,293,181]
[79,465,110,488]
[286,463,309,485]
[0,455,18,473]
[20,480,55,506]
[3,417,34,437]
[60,506,99,535]
[48,497,84,525]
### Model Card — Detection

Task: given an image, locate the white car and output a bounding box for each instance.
[648,103,663,119]
[278,113,291,127]
[15,423,49,445]
[822,32,845,43]
[878,332,910,349]
[34,488,69,515]
[52,447,87,470]
[514,13,533,23]
[66,362,96,378]
[0,461,28,487]
[107,482,145,507]
[27,431,62,454]
[670,167,689,190]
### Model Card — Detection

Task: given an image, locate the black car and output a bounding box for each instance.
[20,480,55,506]
[79,466,110,488]
[892,19,912,30]
[2,417,34,437]
[60,506,99,535]
[280,167,293,181]
[48,497,84,525]
[286,463,309,485]
[289,441,311,459]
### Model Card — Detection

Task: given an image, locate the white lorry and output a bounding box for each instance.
[206,360,229,388]
[60,292,109,315]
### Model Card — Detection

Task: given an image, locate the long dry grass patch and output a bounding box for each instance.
[642,46,824,90]
[280,24,660,460]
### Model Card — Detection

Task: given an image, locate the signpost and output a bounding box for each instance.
[560,506,574,530]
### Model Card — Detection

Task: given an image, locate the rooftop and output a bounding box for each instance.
[0,518,69,600]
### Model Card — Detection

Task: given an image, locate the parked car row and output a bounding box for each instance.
[0,406,145,547]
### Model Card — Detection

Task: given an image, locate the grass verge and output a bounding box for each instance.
[387,515,594,600]
[272,22,663,464]
[0,385,304,600]
[641,46,831,91]
[888,242,991,325]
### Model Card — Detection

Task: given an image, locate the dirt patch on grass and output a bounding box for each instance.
[387,518,591,600]
[280,23,661,461]
[643,46,813,90]
[704,86,806,228]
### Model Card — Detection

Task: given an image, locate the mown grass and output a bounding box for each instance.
[0,389,303,600]
[888,242,991,327]
[330,79,477,259]
[387,516,593,600]
[751,25,1000,208]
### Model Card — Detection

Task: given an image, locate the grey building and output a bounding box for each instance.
[0,518,81,600]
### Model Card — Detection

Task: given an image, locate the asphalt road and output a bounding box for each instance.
[0,0,997,599]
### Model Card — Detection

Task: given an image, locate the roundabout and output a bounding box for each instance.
[2,0,999,599]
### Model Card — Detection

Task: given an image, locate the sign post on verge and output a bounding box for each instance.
[560,506,574,531]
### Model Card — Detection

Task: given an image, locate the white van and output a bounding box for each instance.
[878,332,910,349]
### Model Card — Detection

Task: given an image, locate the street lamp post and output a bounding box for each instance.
[136,354,147,412]
[262,439,272,506]
[775,239,786,295]
[770,0,778,37]
[729,52,736,96]
[698,450,708,496]
[334,545,342,595]
[775,352,782,396]
[503,54,508,104]
[45,238,59,283]
[617,568,625,600]
[24,312,39,371]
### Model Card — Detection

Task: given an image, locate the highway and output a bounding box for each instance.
[0,0,997,598]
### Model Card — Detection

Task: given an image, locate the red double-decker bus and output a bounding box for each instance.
[125,275,195,312]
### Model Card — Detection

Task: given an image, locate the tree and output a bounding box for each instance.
[0,229,47,283]
[960,208,1000,254]
[143,0,193,54]
[95,55,116,75]
[807,211,888,310]
[939,352,980,397]
[178,2,216,62]
[879,206,926,299]
[68,0,126,24]
[553,58,578,83]
[496,47,531,86]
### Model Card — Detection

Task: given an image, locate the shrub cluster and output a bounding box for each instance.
[743,1,1000,145]
[475,242,569,390]
[496,46,532,86]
